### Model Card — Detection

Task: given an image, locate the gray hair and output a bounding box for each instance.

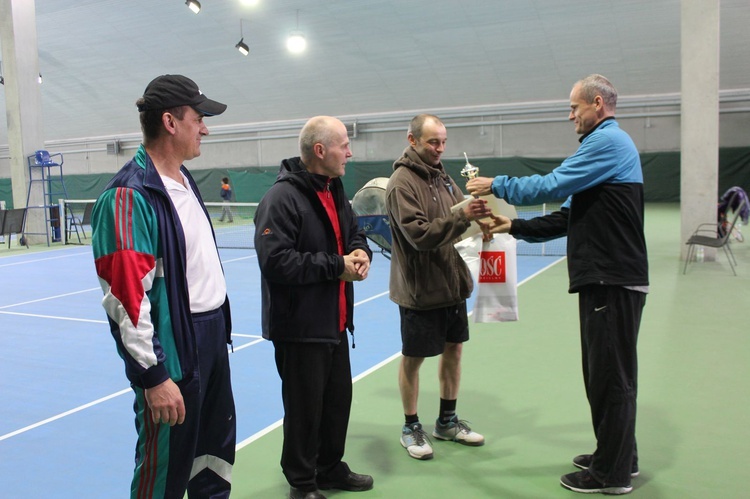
[299,116,340,161]
[576,74,618,110]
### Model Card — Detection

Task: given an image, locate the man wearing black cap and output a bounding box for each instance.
[92,75,236,498]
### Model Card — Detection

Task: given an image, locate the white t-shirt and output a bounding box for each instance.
[161,173,227,313]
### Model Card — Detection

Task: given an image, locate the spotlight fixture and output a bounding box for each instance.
[38,73,43,84]
[236,19,250,56]
[236,38,249,56]
[185,0,201,14]
[286,10,307,54]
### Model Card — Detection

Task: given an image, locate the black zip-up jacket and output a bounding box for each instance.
[253,157,372,343]
[510,187,648,293]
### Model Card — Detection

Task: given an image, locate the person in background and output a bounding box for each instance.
[254,116,374,499]
[219,176,234,222]
[91,74,235,498]
[386,114,491,462]
[468,74,648,495]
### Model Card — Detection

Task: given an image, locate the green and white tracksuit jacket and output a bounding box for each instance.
[92,144,232,391]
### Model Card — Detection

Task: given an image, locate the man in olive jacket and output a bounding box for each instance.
[386,114,491,461]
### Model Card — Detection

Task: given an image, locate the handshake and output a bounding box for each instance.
[459,157,513,241]
[460,196,512,242]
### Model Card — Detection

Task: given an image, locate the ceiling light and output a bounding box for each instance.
[236,38,249,56]
[236,19,250,56]
[239,0,260,6]
[287,32,306,54]
[287,10,307,54]
[38,73,43,84]
[185,0,201,14]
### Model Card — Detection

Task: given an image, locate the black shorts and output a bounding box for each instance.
[400,302,470,358]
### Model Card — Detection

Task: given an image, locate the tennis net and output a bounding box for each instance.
[513,202,567,257]
[61,199,565,255]
[60,199,258,249]
[204,202,258,249]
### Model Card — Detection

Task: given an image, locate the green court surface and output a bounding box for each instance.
[231,204,750,498]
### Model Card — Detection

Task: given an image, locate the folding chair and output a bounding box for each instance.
[683,194,747,276]
[0,208,29,248]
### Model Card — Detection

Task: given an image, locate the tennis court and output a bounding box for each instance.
[1,204,748,498]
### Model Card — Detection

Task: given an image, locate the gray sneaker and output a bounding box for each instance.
[400,422,434,460]
[432,417,485,446]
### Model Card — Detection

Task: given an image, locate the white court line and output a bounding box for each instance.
[0,310,108,324]
[0,250,92,268]
[0,287,101,310]
[354,290,389,305]
[3,258,564,445]
[518,256,566,286]
[231,337,266,352]
[237,351,403,451]
[0,290,390,442]
[238,257,567,449]
[221,255,257,264]
[0,252,251,312]
[0,388,131,442]
[0,332,265,442]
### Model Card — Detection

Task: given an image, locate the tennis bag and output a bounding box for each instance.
[352,177,392,259]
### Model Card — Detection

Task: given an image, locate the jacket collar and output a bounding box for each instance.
[394,146,448,182]
[278,156,338,195]
[579,116,616,143]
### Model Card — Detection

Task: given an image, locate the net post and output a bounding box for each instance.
[59,199,68,245]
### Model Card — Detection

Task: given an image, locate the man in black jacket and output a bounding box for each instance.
[254,116,374,499]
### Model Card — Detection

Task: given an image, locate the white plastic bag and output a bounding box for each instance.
[458,233,518,322]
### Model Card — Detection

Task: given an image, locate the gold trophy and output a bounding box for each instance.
[460,152,479,184]
[459,152,491,239]
[457,152,518,241]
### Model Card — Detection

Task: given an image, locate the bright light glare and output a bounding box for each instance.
[240,0,260,6]
[186,1,201,14]
[286,33,306,54]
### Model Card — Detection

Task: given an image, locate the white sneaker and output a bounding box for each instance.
[432,417,485,446]
[400,422,434,460]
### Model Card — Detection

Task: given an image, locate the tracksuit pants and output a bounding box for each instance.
[579,285,646,487]
[131,308,236,499]
[273,332,353,492]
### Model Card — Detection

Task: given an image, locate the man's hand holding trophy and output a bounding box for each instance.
[462,153,513,239]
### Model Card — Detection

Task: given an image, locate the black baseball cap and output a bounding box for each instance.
[137,74,227,116]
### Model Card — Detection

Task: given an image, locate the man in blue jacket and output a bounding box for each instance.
[254,116,374,499]
[468,74,648,495]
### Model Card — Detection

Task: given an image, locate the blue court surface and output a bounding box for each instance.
[0,245,562,498]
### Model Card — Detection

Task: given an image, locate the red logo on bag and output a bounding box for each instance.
[479,251,506,283]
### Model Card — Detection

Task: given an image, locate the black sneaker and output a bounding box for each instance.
[573,454,639,478]
[560,470,632,495]
[317,462,373,492]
